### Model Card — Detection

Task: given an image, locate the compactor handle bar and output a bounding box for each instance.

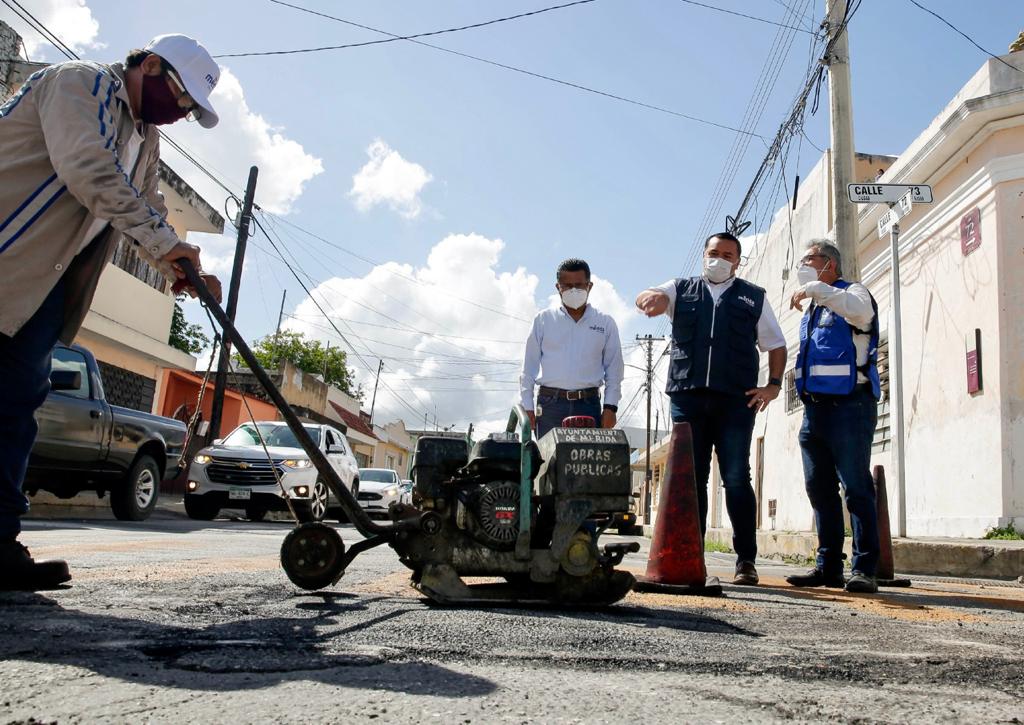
[177,258,413,539]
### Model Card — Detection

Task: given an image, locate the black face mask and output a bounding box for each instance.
[140,73,189,125]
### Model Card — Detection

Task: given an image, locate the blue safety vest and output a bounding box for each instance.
[795,279,881,399]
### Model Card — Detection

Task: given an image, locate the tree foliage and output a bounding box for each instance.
[242,330,358,397]
[168,299,211,355]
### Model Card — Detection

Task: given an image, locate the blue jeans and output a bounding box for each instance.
[535,393,601,439]
[668,389,757,562]
[799,387,880,576]
[0,278,64,541]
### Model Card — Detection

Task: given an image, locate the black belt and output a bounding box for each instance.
[801,383,872,404]
[538,386,600,401]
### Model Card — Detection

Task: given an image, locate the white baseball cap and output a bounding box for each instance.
[144,33,220,128]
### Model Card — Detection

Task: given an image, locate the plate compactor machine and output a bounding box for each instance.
[182,261,638,607]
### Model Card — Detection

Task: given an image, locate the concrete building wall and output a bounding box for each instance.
[997,176,1024,525]
[742,52,1024,538]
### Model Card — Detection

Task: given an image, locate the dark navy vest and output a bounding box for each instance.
[666,277,765,395]
[795,279,881,399]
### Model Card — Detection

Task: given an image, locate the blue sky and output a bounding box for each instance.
[5,0,1021,431]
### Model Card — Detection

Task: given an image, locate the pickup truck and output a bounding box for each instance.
[23,344,187,521]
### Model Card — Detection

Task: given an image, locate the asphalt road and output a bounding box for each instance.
[3,516,1023,724]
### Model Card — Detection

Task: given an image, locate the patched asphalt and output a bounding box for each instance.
[2,518,1022,723]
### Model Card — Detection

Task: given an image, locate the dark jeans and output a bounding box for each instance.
[668,389,757,562]
[0,279,64,541]
[535,392,601,439]
[799,387,880,576]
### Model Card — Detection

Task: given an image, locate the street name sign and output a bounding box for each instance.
[848,183,933,204]
[877,191,915,237]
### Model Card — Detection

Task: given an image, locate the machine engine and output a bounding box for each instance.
[405,423,637,607]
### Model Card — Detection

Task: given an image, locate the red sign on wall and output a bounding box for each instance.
[966,350,980,394]
[960,208,981,256]
[966,329,982,395]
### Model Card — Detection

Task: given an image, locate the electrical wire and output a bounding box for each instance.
[676,0,814,34]
[904,0,1022,74]
[216,0,599,57]
[266,0,766,138]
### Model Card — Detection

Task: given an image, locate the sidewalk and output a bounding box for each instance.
[698,527,1024,581]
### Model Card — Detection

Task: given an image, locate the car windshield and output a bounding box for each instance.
[222,424,321,449]
[360,469,397,483]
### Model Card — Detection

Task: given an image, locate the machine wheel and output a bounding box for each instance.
[245,505,268,522]
[280,522,346,590]
[111,455,160,521]
[184,494,220,521]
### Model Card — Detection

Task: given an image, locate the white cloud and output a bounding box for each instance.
[165,68,324,215]
[1,0,102,59]
[349,139,433,219]
[1,1,322,216]
[285,233,641,434]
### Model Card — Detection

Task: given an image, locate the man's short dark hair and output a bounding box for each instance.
[126,49,172,72]
[125,49,150,68]
[556,258,591,280]
[704,231,742,257]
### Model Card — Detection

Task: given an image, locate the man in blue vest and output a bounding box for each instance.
[786,240,882,594]
[636,232,787,586]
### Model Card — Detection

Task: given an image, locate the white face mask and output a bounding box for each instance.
[703,257,734,284]
[797,264,822,286]
[560,288,589,310]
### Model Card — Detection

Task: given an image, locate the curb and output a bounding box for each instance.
[677,526,1024,580]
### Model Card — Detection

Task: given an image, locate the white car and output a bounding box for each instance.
[357,468,402,518]
[184,421,359,522]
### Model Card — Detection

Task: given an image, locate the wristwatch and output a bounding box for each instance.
[768,377,783,387]
[603,404,618,412]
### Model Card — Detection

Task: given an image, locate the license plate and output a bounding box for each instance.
[228,487,251,501]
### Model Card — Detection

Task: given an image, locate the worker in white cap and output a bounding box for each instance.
[0,34,224,591]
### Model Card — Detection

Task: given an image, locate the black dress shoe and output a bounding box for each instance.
[844,570,878,593]
[733,560,759,586]
[785,567,845,588]
[0,540,71,591]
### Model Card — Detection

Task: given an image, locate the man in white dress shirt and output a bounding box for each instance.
[635,232,787,586]
[520,259,625,439]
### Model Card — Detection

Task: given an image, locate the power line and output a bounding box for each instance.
[904,0,1022,74]
[676,0,814,34]
[216,0,599,58]
[267,0,766,138]
[267,213,534,325]
[250,215,434,422]
[1,0,77,59]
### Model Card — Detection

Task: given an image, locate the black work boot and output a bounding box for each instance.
[733,560,759,586]
[844,570,878,594]
[786,567,846,588]
[0,539,71,591]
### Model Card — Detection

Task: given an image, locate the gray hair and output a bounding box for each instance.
[806,239,842,276]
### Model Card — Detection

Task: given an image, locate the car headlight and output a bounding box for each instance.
[382,485,399,497]
[193,454,212,465]
[281,459,312,469]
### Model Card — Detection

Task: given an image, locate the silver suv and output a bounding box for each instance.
[185,422,359,522]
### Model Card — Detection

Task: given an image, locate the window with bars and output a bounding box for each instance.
[781,332,891,450]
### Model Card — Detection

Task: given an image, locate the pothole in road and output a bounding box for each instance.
[141,640,400,673]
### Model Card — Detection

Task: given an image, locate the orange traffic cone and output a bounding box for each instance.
[873,465,911,587]
[634,422,723,596]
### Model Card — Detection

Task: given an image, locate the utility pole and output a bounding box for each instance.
[274,289,287,338]
[368,359,384,426]
[208,166,258,441]
[825,0,860,279]
[636,334,654,521]
[323,341,330,379]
